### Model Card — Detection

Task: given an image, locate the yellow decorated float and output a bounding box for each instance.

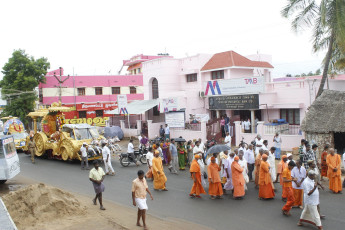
[1,116,28,151]
[27,102,104,161]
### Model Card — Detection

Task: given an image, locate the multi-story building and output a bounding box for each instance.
[39,54,169,126]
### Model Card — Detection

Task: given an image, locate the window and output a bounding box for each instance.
[152,78,159,99]
[186,73,197,82]
[130,86,137,94]
[95,87,102,95]
[112,87,120,95]
[78,88,85,96]
[280,109,300,125]
[79,111,86,118]
[96,110,103,117]
[138,68,141,73]
[211,70,224,80]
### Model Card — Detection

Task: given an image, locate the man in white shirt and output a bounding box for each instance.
[224,132,231,149]
[102,142,115,175]
[145,147,154,180]
[224,152,235,191]
[291,160,306,209]
[255,135,263,155]
[244,119,251,133]
[262,140,269,151]
[298,170,322,229]
[164,124,170,139]
[244,144,255,181]
[128,139,139,166]
[267,147,277,182]
[80,142,89,170]
[198,138,205,153]
[238,143,246,154]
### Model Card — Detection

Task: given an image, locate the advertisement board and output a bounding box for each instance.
[159,98,178,113]
[205,76,264,96]
[165,112,185,128]
[209,94,259,110]
[117,95,128,115]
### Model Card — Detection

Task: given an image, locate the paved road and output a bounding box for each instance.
[13,154,345,230]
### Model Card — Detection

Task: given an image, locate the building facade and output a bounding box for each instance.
[39,54,169,126]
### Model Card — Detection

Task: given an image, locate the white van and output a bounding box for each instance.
[0,135,20,184]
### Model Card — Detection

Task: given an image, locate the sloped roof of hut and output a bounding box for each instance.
[301,90,345,133]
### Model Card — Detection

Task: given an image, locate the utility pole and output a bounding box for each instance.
[53,67,70,103]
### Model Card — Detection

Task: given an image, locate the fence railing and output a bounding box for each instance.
[264,124,302,135]
[173,123,202,131]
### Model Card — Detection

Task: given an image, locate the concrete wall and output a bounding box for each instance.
[234,121,303,151]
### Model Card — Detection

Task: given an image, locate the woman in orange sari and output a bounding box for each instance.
[320,145,329,181]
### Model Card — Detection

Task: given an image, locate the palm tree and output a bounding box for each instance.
[282,0,345,98]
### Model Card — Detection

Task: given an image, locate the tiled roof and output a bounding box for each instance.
[201,51,273,71]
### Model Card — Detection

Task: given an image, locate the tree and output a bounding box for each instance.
[0,50,50,125]
[282,0,345,98]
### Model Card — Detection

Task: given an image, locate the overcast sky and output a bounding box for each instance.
[0,0,325,78]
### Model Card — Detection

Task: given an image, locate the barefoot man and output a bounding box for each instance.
[152,150,168,191]
[132,170,153,230]
[89,160,106,210]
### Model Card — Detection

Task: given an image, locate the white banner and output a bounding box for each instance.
[204,76,264,96]
[159,97,178,113]
[165,112,185,128]
[117,95,128,114]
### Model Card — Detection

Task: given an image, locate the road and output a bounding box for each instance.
[13,153,345,230]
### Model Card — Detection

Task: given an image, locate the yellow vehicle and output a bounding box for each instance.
[27,102,104,161]
[1,116,28,151]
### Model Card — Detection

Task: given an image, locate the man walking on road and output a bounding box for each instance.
[89,161,106,210]
[132,170,153,230]
[152,150,168,191]
[80,142,89,170]
[298,170,323,229]
[168,139,178,174]
[102,142,115,175]
[282,161,297,216]
[28,136,36,164]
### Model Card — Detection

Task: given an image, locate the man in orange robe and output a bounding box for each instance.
[152,150,168,191]
[231,156,245,199]
[189,155,206,198]
[320,145,329,181]
[259,154,275,199]
[326,148,342,194]
[276,155,288,201]
[282,161,297,216]
[254,149,264,188]
[208,156,223,199]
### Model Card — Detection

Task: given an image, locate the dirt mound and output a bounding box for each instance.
[2,183,86,229]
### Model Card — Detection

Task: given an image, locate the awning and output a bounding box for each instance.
[108,99,159,115]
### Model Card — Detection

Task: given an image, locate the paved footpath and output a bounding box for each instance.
[13,153,345,230]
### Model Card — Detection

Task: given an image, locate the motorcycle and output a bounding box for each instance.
[119,147,147,167]
[206,138,217,150]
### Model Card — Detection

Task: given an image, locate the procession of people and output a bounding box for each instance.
[86,124,344,230]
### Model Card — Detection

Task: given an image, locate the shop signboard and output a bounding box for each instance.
[205,76,264,96]
[209,94,259,110]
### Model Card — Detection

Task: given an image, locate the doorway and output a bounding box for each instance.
[334,132,345,154]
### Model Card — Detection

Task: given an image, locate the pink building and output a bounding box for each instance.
[139,50,345,151]
[39,54,170,126]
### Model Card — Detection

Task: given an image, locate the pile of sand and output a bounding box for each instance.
[2,183,86,229]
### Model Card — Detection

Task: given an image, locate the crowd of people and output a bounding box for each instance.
[88,131,344,230]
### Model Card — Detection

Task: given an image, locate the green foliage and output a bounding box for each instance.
[0,49,50,125]
[282,0,345,97]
